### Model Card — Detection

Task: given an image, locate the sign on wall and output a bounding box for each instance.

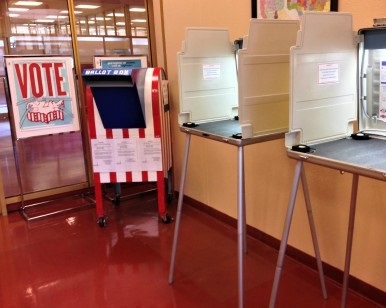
[5,56,80,139]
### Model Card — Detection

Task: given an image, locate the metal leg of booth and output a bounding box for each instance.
[301,164,328,300]
[341,174,359,308]
[169,133,247,308]
[269,160,327,307]
[169,133,191,284]
[237,145,246,308]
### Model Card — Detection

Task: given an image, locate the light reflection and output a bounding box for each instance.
[66,216,76,226]
[24,286,37,305]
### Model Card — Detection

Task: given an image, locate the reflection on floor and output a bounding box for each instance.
[0,191,380,308]
[0,119,87,198]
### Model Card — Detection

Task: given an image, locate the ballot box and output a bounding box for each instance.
[270,12,386,308]
[82,67,173,227]
[168,20,299,308]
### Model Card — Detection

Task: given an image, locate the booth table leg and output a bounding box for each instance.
[341,174,359,308]
[269,160,303,307]
[169,133,191,284]
[301,165,328,299]
[237,146,246,308]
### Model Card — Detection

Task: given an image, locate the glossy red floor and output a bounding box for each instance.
[0,190,380,308]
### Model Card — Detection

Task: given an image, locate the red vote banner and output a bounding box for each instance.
[5,56,80,139]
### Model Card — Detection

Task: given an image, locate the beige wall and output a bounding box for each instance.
[155,0,386,292]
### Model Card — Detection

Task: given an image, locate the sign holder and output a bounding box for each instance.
[4,55,94,220]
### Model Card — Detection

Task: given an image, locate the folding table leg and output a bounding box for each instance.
[270,160,328,307]
[269,160,303,308]
[237,146,246,308]
[341,174,359,308]
[301,165,328,299]
[168,133,191,284]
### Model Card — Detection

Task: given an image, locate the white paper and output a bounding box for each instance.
[91,139,115,172]
[379,60,386,120]
[138,138,162,171]
[91,138,162,173]
[203,64,221,80]
[318,62,339,84]
[114,139,139,171]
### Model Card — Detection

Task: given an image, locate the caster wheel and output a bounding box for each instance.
[160,213,173,224]
[113,194,121,206]
[97,216,107,227]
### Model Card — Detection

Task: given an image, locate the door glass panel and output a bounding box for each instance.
[0,0,150,202]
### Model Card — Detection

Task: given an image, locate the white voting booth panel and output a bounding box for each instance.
[238,19,299,138]
[270,12,386,308]
[286,12,358,147]
[178,28,238,125]
[170,22,300,308]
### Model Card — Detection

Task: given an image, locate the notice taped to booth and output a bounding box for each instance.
[5,56,80,139]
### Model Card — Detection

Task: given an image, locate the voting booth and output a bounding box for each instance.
[270,12,386,307]
[83,67,173,227]
[168,20,299,308]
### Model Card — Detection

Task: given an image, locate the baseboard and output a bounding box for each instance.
[182,194,385,306]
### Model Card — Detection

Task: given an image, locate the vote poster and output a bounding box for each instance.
[5,56,80,139]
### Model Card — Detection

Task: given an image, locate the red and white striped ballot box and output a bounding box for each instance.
[83,67,173,226]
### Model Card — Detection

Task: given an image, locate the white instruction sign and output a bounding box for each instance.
[379,61,386,121]
[203,64,221,80]
[91,139,115,172]
[318,62,339,84]
[91,138,162,172]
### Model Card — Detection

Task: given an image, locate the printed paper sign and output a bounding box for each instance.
[91,138,162,172]
[318,62,339,84]
[379,61,386,120]
[6,56,80,139]
[203,64,221,80]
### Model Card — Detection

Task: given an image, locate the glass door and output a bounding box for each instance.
[0,0,151,208]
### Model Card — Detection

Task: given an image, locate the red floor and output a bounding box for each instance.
[0,190,381,308]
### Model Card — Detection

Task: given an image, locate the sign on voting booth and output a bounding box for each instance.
[83,66,173,227]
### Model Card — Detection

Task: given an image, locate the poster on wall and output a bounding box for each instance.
[5,56,80,139]
[251,0,338,19]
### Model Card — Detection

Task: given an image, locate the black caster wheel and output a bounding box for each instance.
[113,194,121,205]
[97,216,107,227]
[160,213,173,224]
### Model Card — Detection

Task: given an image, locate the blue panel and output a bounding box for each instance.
[90,85,146,129]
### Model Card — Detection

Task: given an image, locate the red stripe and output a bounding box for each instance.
[139,128,145,138]
[86,87,97,139]
[126,172,132,182]
[156,171,166,216]
[110,172,117,183]
[142,171,148,182]
[93,173,104,217]
[151,68,162,138]
[122,129,129,138]
[106,129,113,139]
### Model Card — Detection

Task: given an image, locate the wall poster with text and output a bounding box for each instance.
[5,56,80,139]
